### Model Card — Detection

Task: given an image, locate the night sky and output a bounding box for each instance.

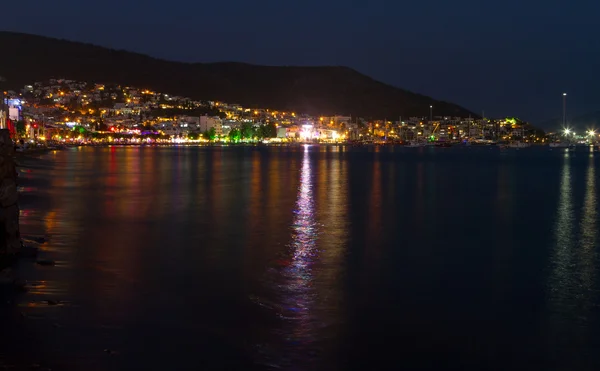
[4,0,600,127]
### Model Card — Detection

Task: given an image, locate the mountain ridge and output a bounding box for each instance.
[0,31,475,119]
[538,110,600,132]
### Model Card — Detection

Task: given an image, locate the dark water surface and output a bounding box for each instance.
[3,145,600,370]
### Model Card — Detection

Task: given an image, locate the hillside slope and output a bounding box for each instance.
[0,31,474,118]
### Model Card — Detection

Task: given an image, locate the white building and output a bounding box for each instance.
[161,122,187,137]
[277,127,288,138]
[199,116,223,136]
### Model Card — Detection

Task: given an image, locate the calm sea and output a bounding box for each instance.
[2,145,600,370]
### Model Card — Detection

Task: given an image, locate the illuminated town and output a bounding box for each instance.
[0,78,595,148]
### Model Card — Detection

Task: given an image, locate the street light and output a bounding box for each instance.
[563,92,567,124]
[587,130,595,137]
[0,76,6,129]
[564,128,571,136]
[429,105,433,122]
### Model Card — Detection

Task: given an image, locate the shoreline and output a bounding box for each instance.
[14,140,562,153]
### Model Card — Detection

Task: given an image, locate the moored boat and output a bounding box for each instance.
[406,141,425,148]
[508,141,531,149]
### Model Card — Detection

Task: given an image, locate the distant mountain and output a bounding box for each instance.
[538,111,600,133]
[0,31,475,119]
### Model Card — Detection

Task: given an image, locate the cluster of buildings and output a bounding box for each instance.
[1,78,545,144]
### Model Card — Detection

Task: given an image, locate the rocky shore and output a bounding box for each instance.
[0,129,21,267]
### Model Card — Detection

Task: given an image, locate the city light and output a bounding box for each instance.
[5,76,571,148]
[300,124,313,140]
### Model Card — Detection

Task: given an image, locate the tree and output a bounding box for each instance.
[66,100,82,112]
[15,121,26,136]
[203,127,216,141]
[228,128,241,142]
[39,97,54,106]
[208,127,216,141]
[73,125,88,136]
[240,122,254,140]
[188,132,199,140]
[255,125,266,139]
[265,122,277,138]
[95,122,109,132]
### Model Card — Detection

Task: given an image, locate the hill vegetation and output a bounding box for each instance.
[0,31,475,119]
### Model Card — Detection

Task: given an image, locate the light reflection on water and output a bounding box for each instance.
[549,152,575,311]
[546,152,599,368]
[280,146,318,349]
[579,153,597,293]
[8,146,600,370]
[288,147,317,302]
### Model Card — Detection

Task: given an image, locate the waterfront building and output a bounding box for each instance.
[199,116,223,136]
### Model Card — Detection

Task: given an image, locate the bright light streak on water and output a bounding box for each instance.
[290,146,317,270]
[548,152,575,317]
[276,145,319,365]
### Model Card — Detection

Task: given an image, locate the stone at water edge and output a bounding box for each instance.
[32,237,47,244]
[36,260,56,266]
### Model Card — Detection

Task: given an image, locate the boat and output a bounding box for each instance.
[508,126,531,148]
[549,142,570,148]
[435,142,452,148]
[406,141,425,147]
[508,141,531,149]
